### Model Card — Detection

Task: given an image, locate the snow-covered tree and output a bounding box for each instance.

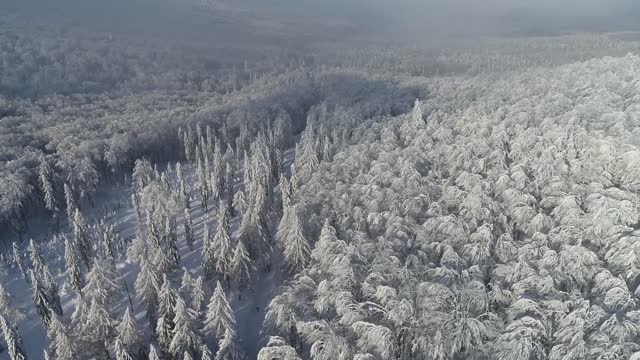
[257,337,301,360]
[135,256,159,326]
[203,281,236,340]
[214,330,245,360]
[0,284,25,325]
[39,155,58,218]
[64,234,85,293]
[83,258,121,308]
[191,276,206,313]
[169,295,202,356]
[148,344,161,360]
[231,239,254,291]
[114,338,134,360]
[47,314,76,360]
[115,307,142,354]
[184,207,195,251]
[212,201,233,282]
[277,206,311,274]
[0,315,27,360]
[11,242,28,282]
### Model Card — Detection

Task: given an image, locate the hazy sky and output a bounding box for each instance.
[4,0,640,45]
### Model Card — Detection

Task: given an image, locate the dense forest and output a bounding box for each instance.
[3,1,640,360]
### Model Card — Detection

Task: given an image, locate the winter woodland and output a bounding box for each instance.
[3,4,640,360]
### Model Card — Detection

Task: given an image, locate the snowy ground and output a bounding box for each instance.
[0,147,296,359]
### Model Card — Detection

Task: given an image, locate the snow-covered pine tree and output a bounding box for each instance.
[132,159,154,193]
[73,209,93,270]
[184,207,195,251]
[225,162,236,217]
[179,269,194,303]
[64,234,85,293]
[157,275,177,345]
[149,344,161,360]
[230,239,254,292]
[0,284,25,325]
[41,264,63,317]
[169,295,202,357]
[11,242,28,282]
[39,155,58,219]
[83,297,115,357]
[202,217,216,279]
[197,147,210,212]
[27,238,45,275]
[83,258,121,308]
[277,206,311,274]
[187,277,203,315]
[47,314,76,360]
[279,175,291,215]
[114,338,134,360]
[156,313,173,355]
[115,307,142,355]
[0,314,27,360]
[176,162,189,207]
[165,217,181,271]
[64,183,76,224]
[135,256,159,327]
[70,293,88,334]
[213,201,233,284]
[411,99,423,126]
[210,141,225,202]
[203,281,236,340]
[31,271,52,328]
[214,329,245,360]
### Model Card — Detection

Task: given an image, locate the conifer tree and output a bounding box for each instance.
[27,239,45,275]
[64,183,76,224]
[0,314,27,360]
[203,281,236,339]
[64,234,85,293]
[32,270,53,328]
[179,269,194,302]
[202,218,216,279]
[169,296,202,357]
[135,256,159,327]
[214,330,245,360]
[83,258,120,308]
[184,207,195,251]
[41,264,63,317]
[412,99,423,126]
[231,239,254,292]
[73,209,93,270]
[278,206,311,274]
[191,276,206,313]
[149,344,161,360]
[158,275,177,334]
[39,155,58,219]
[47,314,76,360]
[115,307,142,353]
[11,242,28,282]
[213,201,233,283]
[114,338,134,360]
[156,315,173,356]
[165,217,181,271]
[0,284,25,325]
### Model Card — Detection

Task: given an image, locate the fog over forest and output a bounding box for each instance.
[3,1,640,360]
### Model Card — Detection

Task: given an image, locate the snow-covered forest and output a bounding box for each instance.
[3,0,640,359]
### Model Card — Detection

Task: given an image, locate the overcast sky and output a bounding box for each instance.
[4,0,640,45]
